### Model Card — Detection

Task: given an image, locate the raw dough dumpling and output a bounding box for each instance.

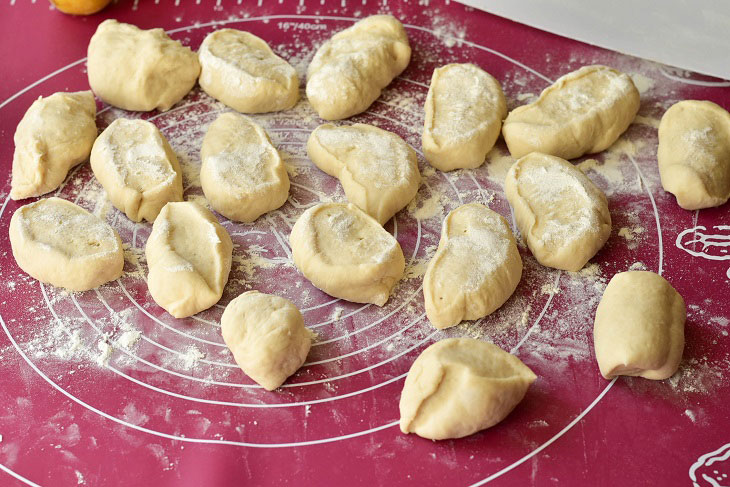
[423,203,522,329]
[146,202,233,318]
[594,271,685,380]
[399,338,537,440]
[11,91,97,200]
[87,19,200,112]
[221,291,312,390]
[90,118,183,222]
[505,152,611,272]
[290,202,405,306]
[657,100,730,210]
[198,29,299,113]
[307,123,420,224]
[502,65,640,159]
[201,112,289,222]
[422,63,507,171]
[9,197,123,291]
[306,15,411,120]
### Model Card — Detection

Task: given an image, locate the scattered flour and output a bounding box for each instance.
[181,346,205,369]
[96,340,113,366]
[629,73,655,94]
[116,330,141,350]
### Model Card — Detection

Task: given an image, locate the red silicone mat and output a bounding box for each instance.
[0,1,729,486]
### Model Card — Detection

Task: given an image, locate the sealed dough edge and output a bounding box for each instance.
[90,118,184,223]
[221,291,312,391]
[9,197,124,292]
[423,203,522,329]
[305,15,411,120]
[200,112,290,222]
[10,91,98,201]
[504,152,612,272]
[87,19,201,112]
[657,100,730,210]
[146,201,233,318]
[399,338,536,440]
[289,202,405,306]
[593,271,685,380]
[422,63,507,171]
[198,29,300,114]
[502,65,640,160]
[306,123,420,225]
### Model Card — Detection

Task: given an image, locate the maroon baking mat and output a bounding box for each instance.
[0,1,728,486]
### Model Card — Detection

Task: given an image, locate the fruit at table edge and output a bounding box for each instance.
[49,0,111,15]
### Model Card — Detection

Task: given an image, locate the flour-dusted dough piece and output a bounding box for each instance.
[399,338,536,440]
[657,100,730,210]
[146,202,233,318]
[505,153,611,272]
[502,65,640,159]
[11,91,97,200]
[91,118,183,222]
[221,291,312,391]
[307,123,420,224]
[201,113,289,222]
[9,197,123,291]
[198,29,299,113]
[290,202,405,306]
[594,271,685,380]
[306,15,411,120]
[423,203,522,329]
[422,64,507,171]
[87,19,200,112]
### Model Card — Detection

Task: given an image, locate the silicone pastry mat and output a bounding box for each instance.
[0,1,728,486]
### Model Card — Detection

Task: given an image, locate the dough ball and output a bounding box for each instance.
[505,152,611,271]
[423,203,522,329]
[502,65,640,160]
[87,20,200,112]
[422,63,507,171]
[11,91,97,200]
[306,15,411,120]
[399,338,536,440]
[307,123,420,224]
[146,202,233,318]
[594,271,685,380]
[198,29,299,113]
[201,112,289,222]
[290,202,405,306]
[657,100,730,210]
[221,291,312,391]
[90,118,183,222]
[9,197,123,291]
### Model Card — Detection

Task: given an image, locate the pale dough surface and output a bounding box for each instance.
[658,100,730,210]
[90,118,183,222]
[399,338,536,440]
[87,19,200,112]
[307,123,420,225]
[199,29,299,113]
[505,152,611,272]
[9,197,123,291]
[593,271,685,380]
[11,91,97,200]
[306,15,411,120]
[423,203,522,329]
[289,202,405,306]
[201,112,290,222]
[422,63,507,171]
[221,291,312,391]
[146,201,233,318]
[502,65,640,159]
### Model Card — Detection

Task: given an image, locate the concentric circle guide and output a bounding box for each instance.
[0,14,671,487]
